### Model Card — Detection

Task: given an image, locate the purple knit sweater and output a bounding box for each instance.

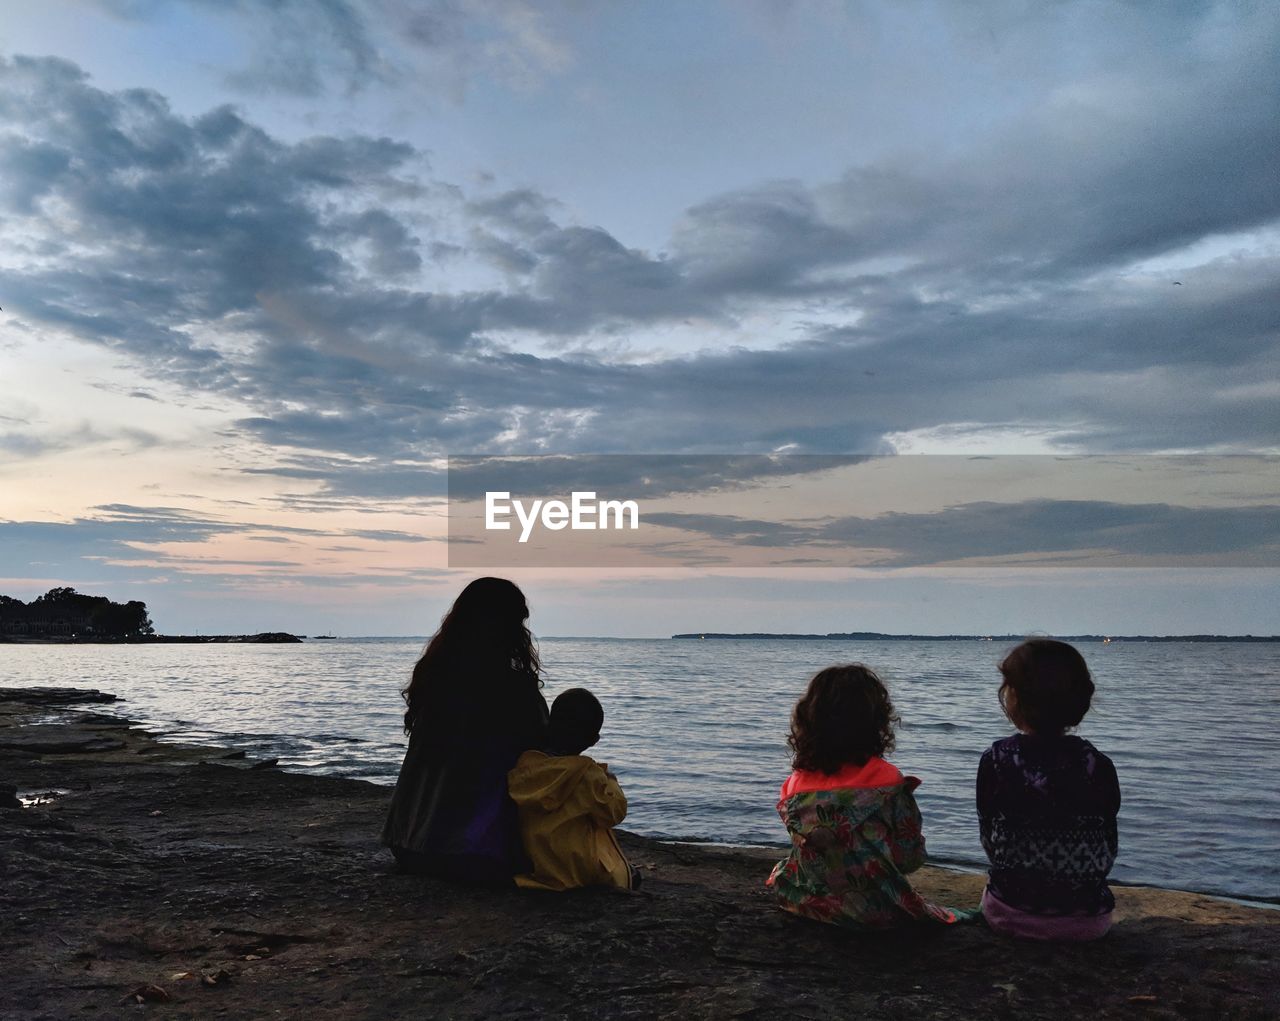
[977,733,1120,916]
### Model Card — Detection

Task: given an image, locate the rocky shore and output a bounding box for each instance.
[1,689,1277,1020]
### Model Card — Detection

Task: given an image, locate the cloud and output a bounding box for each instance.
[0,507,229,585]
[0,504,444,592]
[87,0,574,99]
[0,422,161,460]
[446,454,870,501]
[643,500,1280,568]
[2,5,1278,507]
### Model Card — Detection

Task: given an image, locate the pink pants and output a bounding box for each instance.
[981,888,1113,941]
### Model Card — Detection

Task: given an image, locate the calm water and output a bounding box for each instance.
[2,638,1278,902]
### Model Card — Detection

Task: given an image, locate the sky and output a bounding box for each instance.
[0,0,1276,637]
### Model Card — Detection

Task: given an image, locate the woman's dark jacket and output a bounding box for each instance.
[381,669,548,876]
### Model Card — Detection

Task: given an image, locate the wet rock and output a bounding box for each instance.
[71,713,132,728]
[0,727,126,754]
[0,688,119,705]
[1,783,19,809]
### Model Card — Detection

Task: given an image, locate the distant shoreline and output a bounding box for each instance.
[0,632,303,645]
[5,632,1277,645]
[672,632,1280,642]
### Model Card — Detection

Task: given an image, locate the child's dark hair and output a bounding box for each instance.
[547,687,604,755]
[998,639,1095,734]
[788,664,899,774]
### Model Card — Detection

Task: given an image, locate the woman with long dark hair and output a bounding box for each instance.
[381,577,548,883]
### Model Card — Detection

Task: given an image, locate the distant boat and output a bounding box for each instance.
[312,633,337,640]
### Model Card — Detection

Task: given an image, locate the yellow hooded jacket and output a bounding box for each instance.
[507,749,632,891]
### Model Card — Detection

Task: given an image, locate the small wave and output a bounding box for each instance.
[902,721,963,732]
[920,853,988,873]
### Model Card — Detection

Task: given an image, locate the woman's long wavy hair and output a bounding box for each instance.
[401,577,541,735]
[788,664,899,773]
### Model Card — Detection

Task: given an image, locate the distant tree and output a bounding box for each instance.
[34,586,79,604]
[125,600,154,637]
[89,599,154,638]
[1,588,155,639]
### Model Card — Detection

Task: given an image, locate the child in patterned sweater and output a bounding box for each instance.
[977,639,1120,940]
[768,664,966,928]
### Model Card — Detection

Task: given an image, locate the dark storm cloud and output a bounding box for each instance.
[2,3,1279,505]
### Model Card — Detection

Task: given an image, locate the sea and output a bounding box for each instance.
[3,637,1277,903]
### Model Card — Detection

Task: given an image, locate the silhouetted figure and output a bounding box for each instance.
[382,578,548,885]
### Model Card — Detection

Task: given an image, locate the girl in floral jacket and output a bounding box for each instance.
[768,664,965,928]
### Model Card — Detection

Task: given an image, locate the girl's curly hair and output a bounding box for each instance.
[788,663,900,773]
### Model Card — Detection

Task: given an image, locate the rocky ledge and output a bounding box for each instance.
[0,688,1276,1019]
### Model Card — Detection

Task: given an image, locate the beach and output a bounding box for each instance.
[1,689,1277,1020]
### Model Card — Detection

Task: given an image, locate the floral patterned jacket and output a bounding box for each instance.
[768,771,961,928]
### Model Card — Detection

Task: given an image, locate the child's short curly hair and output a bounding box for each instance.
[998,639,1095,734]
[788,664,899,774]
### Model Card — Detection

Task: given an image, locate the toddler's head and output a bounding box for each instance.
[788,664,899,774]
[547,687,604,755]
[998,639,1094,735]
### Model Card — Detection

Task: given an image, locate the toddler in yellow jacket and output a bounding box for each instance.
[507,688,636,891]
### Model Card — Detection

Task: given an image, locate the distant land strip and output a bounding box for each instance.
[0,632,302,644]
[671,632,1280,642]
